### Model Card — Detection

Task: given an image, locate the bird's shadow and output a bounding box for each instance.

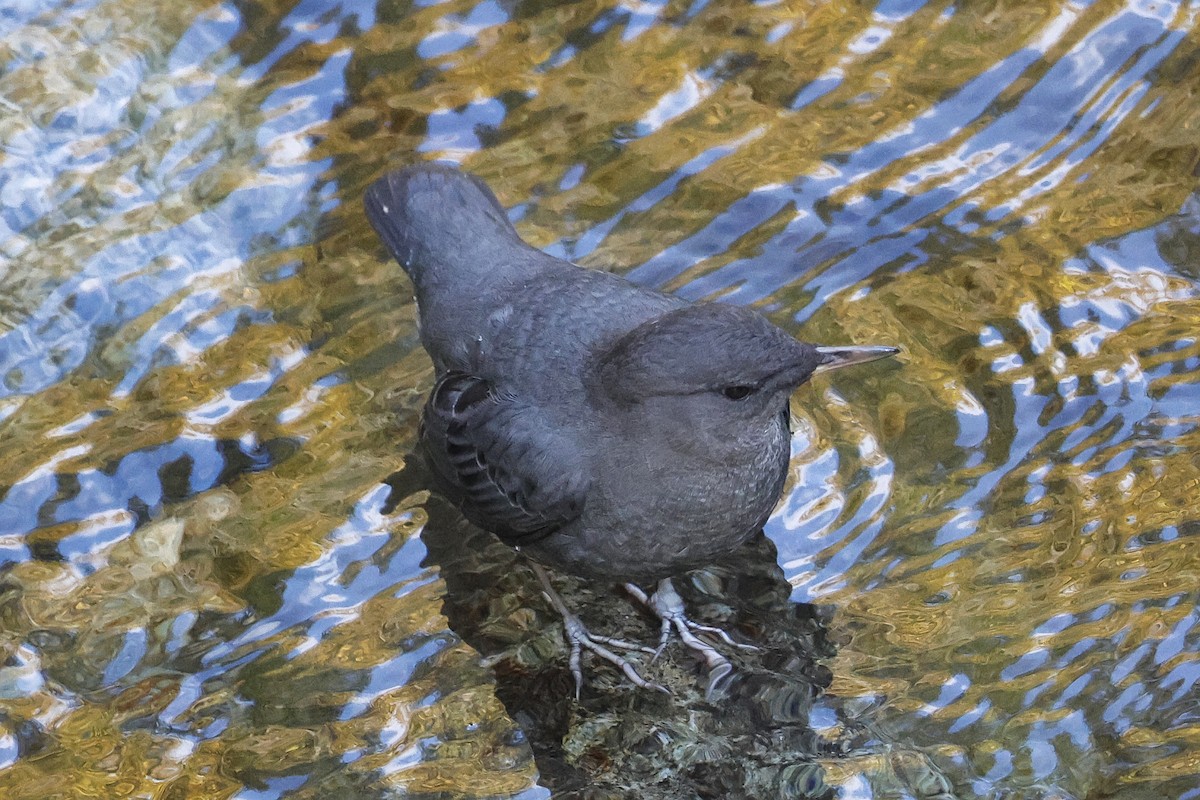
[384,463,849,799]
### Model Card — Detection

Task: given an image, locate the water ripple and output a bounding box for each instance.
[2,0,1200,798]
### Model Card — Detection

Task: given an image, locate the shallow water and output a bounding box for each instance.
[2,0,1199,797]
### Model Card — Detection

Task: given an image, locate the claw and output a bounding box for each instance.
[625,577,757,699]
[533,564,667,698]
[682,619,760,652]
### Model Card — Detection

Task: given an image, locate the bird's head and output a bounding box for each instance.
[592,304,897,442]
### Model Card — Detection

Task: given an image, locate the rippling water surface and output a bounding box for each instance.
[2,0,1199,797]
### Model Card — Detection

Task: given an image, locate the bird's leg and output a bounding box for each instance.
[625,577,759,698]
[530,563,666,698]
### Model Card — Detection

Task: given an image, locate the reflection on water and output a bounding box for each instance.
[2,0,1200,797]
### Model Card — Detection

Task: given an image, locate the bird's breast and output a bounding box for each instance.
[537,414,792,580]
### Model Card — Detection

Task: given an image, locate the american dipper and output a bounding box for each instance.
[364,163,897,696]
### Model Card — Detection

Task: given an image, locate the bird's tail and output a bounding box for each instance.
[363,163,522,284]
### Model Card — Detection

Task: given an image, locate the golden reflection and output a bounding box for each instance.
[1,0,1199,796]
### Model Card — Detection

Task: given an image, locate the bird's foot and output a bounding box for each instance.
[531,564,667,699]
[625,577,758,699]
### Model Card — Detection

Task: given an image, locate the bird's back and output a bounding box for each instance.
[364,163,680,388]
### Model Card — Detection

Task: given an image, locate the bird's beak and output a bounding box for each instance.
[813,344,900,374]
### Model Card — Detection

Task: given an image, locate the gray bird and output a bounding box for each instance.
[364,163,897,696]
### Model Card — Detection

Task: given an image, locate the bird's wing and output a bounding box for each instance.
[421,372,587,544]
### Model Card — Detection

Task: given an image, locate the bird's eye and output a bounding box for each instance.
[722,385,755,401]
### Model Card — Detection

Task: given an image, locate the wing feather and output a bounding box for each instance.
[421,372,586,544]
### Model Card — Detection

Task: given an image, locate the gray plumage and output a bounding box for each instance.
[364,163,877,583]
